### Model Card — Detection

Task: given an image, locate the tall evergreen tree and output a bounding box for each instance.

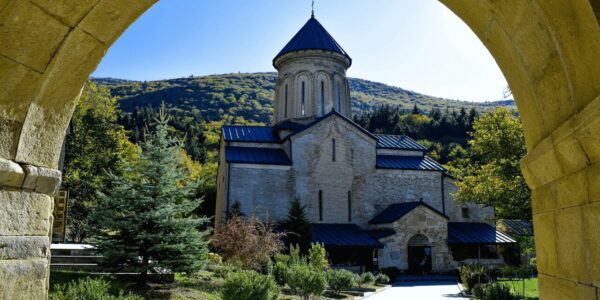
[284,198,312,253]
[91,106,210,282]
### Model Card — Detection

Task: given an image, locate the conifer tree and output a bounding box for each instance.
[91,106,210,283]
[284,198,312,253]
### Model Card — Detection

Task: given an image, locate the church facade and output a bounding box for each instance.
[215,15,514,272]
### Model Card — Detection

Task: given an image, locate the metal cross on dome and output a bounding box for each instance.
[311,0,315,18]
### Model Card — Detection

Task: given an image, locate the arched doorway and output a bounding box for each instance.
[0,1,598,298]
[407,234,432,274]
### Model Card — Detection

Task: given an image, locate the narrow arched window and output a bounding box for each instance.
[284,84,288,118]
[332,138,336,162]
[318,190,323,221]
[320,81,325,115]
[301,81,305,116]
[337,83,341,111]
[347,191,352,222]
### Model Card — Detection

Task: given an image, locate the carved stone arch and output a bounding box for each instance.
[408,234,431,246]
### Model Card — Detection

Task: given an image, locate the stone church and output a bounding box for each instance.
[216,15,515,273]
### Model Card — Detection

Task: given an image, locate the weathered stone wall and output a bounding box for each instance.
[443,178,495,223]
[290,115,376,223]
[227,164,293,222]
[0,158,61,299]
[374,206,453,271]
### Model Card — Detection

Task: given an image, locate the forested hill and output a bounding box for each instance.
[92,73,514,163]
[94,72,514,125]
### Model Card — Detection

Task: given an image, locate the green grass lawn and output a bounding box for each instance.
[498,277,539,300]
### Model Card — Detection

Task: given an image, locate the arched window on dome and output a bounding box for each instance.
[336,82,341,111]
[320,81,325,115]
[318,190,323,221]
[301,81,306,116]
[284,84,288,118]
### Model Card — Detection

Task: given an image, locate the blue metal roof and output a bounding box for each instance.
[369,202,448,225]
[222,125,279,143]
[312,224,383,248]
[225,146,291,165]
[274,17,351,64]
[375,135,427,151]
[448,222,516,245]
[376,155,445,171]
[496,219,534,236]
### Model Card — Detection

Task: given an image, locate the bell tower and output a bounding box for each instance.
[272,16,352,124]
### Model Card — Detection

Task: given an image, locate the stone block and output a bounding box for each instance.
[588,163,600,203]
[0,158,24,188]
[555,170,588,209]
[555,206,591,284]
[533,212,558,276]
[521,138,564,189]
[583,202,600,287]
[0,190,52,236]
[15,28,108,168]
[0,259,48,300]
[78,0,157,44]
[531,185,556,214]
[0,1,69,72]
[30,0,100,27]
[578,114,600,164]
[35,167,62,195]
[0,236,50,259]
[553,126,590,175]
[21,165,39,190]
[538,274,578,300]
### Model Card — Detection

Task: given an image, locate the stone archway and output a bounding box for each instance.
[0,1,598,298]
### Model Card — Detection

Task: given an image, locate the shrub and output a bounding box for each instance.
[459,264,489,292]
[375,273,390,285]
[50,278,142,300]
[378,267,402,281]
[273,261,288,286]
[326,269,356,296]
[212,214,285,270]
[221,270,279,300]
[207,252,223,265]
[474,282,519,300]
[285,263,327,300]
[357,272,375,287]
[213,264,239,279]
[308,243,328,271]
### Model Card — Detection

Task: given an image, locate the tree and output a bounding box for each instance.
[284,198,312,253]
[90,107,210,283]
[448,108,531,219]
[212,214,285,270]
[63,81,138,242]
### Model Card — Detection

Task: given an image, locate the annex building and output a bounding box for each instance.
[215,15,515,273]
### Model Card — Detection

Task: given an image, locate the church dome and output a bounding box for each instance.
[273,16,351,66]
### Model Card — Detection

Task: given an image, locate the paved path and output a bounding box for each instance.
[366,280,468,300]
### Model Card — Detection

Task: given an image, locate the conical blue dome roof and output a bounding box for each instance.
[274,16,351,65]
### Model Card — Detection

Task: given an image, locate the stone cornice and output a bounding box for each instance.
[0,158,61,196]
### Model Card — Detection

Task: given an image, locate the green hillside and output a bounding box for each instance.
[92,73,514,163]
[96,72,513,125]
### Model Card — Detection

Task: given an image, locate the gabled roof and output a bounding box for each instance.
[376,155,445,171]
[369,202,448,225]
[375,134,427,151]
[222,125,279,143]
[311,223,383,248]
[496,219,533,236]
[284,109,376,141]
[225,146,291,165]
[274,17,351,64]
[448,222,516,245]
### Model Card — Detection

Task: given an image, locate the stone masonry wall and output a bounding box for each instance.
[0,158,62,299]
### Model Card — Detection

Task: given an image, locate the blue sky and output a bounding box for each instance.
[92,0,509,102]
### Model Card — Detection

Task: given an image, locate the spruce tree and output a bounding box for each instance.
[284,198,312,253]
[91,106,210,282]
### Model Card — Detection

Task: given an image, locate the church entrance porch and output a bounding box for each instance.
[407,234,432,274]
